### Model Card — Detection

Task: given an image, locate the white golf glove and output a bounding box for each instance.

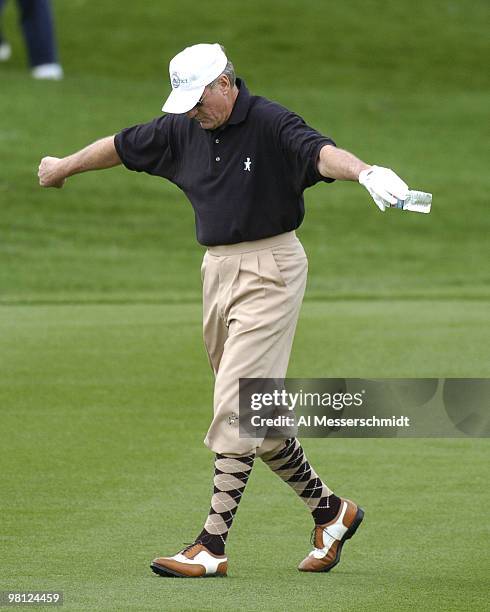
[359,166,409,212]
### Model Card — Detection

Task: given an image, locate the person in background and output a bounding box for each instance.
[0,0,63,79]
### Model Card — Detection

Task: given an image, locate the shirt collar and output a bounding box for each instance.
[226,78,251,126]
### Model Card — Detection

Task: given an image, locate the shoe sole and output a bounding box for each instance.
[319,506,365,573]
[150,562,227,578]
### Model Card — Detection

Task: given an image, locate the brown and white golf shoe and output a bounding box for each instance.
[150,543,228,578]
[298,498,364,573]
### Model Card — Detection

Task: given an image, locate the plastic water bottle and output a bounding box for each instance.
[394,190,432,214]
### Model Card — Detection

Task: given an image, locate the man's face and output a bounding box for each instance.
[186,77,234,130]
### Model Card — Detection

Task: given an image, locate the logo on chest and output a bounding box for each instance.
[243,157,252,172]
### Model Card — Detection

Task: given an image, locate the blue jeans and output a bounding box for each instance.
[0,0,58,66]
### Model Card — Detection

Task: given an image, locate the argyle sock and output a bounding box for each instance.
[195,453,255,555]
[260,438,341,525]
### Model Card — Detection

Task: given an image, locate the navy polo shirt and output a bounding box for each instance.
[114,79,336,246]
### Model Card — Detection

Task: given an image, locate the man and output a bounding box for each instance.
[39,43,409,578]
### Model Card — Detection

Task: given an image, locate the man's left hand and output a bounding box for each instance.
[358,166,408,212]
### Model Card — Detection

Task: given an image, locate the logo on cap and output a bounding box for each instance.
[171,71,190,89]
[171,72,181,88]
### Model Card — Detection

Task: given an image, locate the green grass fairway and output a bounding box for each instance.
[1,302,489,611]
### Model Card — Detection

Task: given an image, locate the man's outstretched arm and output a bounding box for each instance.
[38,136,121,188]
[317,143,409,212]
[317,144,370,181]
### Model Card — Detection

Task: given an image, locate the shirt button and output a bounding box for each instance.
[215,156,220,162]
[215,138,220,144]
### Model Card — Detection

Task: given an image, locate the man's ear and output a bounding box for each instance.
[219,74,231,95]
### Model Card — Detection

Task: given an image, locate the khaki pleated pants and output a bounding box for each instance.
[201,231,308,456]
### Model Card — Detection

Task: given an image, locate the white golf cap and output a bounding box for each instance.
[162,43,228,114]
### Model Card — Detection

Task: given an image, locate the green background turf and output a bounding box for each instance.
[1,0,489,302]
[0,0,489,610]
